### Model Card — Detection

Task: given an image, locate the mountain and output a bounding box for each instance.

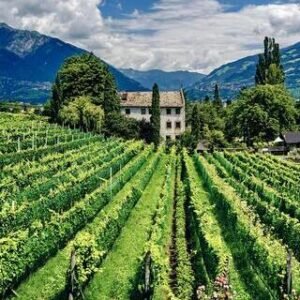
[3,22,300,104]
[0,23,147,103]
[185,42,300,101]
[120,68,205,91]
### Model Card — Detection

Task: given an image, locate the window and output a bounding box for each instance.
[141,108,146,115]
[166,135,171,141]
[149,108,152,114]
[166,121,172,129]
[166,108,172,115]
[175,122,181,129]
[176,108,181,115]
[125,108,131,115]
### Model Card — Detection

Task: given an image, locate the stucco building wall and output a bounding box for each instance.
[121,106,185,140]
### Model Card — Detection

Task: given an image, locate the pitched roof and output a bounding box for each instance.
[274,136,284,144]
[196,141,209,151]
[119,90,185,108]
[282,132,300,144]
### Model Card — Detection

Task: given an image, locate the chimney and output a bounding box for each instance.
[121,92,128,101]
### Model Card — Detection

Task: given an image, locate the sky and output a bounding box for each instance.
[1,0,300,74]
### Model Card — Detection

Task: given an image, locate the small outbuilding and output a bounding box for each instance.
[196,140,209,154]
[281,132,300,150]
[267,131,300,155]
[265,146,288,155]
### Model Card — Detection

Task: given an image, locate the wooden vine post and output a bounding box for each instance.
[286,250,293,297]
[67,250,85,300]
[280,249,293,299]
[144,251,152,300]
[68,250,76,300]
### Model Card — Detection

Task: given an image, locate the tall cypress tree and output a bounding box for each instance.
[204,95,210,103]
[150,83,161,148]
[191,104,201,142]
[255,37,285,85]
[49,75,63,121]
[213,84,222,108]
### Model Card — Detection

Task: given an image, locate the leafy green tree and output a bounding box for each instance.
[202,124,227,148]
[59,96,104,132]
[190,101,226,148]
[201,101,224,133]
[210,129,227,148]
[179,130,196,154]
[150,83,161,148]
[255,37,285,85]
[104,112,140,140]
[49,53,119,120]
[226,85,297,146]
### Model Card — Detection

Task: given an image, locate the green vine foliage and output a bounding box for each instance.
[194,154,300,297]
[0,143,143,296]
[0,135,102,168]
[0,142,129,235]
[139,147,177,300]
[210,152,300,261]
[67,234,104,299]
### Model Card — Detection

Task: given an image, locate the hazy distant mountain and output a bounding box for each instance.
[120,68,205,91]
[0,23,147,103]
[3,22,300,104]
[185,42,300,101]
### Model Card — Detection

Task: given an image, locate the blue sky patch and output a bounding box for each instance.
[100,0,154,18]
[100,0,299,18]
[219,0,297,11]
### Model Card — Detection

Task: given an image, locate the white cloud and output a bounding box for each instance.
[103,0,300,73]
[0,0,300,73]
[0,0,114,50]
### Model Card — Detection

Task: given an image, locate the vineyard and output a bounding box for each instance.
[0,112,300,300]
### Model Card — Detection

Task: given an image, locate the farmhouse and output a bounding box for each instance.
[120,90,186,140]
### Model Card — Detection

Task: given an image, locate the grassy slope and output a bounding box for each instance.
[84,156,167,300]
